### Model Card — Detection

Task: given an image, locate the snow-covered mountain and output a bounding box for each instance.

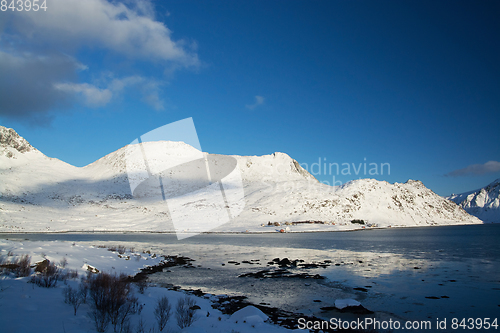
[447,179,500,223]
[0,126,481,233]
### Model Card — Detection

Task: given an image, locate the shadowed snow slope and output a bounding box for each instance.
[0,126,481,232]
[447,179,500,223]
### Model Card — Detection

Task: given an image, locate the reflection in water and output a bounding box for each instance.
[136,241,499,323]
[1,224,499,326]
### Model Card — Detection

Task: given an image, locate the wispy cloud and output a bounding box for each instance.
[54,75,165,110]
[54,83,112,108]
[445,161,500,177]
[109,76,165,111]
[245,95,265,110]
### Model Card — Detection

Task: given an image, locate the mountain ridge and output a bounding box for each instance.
[447,179,500,223]
[0,126,482,233]
[0,126,35,155]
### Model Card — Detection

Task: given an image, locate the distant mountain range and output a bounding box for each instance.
[0,125,482,233]
[447,179,500,223]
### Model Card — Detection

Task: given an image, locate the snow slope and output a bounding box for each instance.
[0,126,481,233]
[447,179,500,223]
[234,177,479,229]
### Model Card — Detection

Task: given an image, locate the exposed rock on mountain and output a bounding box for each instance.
[0,126,482,233]
[447,179,500,223]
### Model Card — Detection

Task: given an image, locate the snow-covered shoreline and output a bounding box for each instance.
[0,239,299,333]
[2,224,499,333]
[0,220,486,236]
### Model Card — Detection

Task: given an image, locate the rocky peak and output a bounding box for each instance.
[0,126,34,154]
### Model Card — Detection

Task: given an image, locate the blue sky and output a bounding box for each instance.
[1,0,499,196]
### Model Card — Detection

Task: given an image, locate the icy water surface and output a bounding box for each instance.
[146,225,500,326]
[2,224,499,330]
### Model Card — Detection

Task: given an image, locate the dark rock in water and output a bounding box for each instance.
[190,305,201,310]
[186,289,205,297]
[337,305,373,315]
[353,287,368,292]
[441,296,449,298]
[131,255,195,281]
[414,266,421,269]
[313,300,322,302]
[320,306,336,311]
[171,256,195,266]
[211,295,321,330]
[272,258,280,263]
[448,279,456,282]
[278,258,291,267]
[239,268,324,280]
[211,295,248,315]
[298,262,329,269]
[425,296,441,299]
[239,269,284,279]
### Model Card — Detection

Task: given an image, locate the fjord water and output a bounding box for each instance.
[149,224,500,324]
[2,224,499,325]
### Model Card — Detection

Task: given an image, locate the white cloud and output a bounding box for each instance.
[446,161,500,177]
[7,0,199,67]
[245,95,265,110]
[138,79,165,111]
[54,83,112,108]
[108,76,144,92]
[0,0,190,122]
[54,75,165,110]
[143,92,164,111]
[108,76,165,110]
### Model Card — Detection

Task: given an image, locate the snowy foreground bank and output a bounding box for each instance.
[0,240,295,333]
